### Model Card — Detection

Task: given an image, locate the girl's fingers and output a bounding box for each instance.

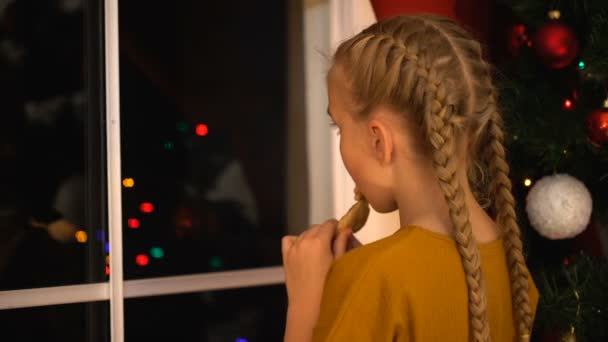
[349,235,362,249]
[297,223,320,242]
[316,219,338,240]
[281,235,297,259]
[333,228,352,258]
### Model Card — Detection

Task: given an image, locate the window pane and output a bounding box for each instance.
[119,1,289,279]
[0,1,107,290]
[0,301,109,342]
[125,286,286,341]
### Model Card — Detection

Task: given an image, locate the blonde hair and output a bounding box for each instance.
[331,15,532,342]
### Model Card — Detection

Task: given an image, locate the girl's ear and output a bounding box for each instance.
[368,119,393,165]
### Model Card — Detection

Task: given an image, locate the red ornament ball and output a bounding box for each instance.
[533,21,579,69]
[586,107,608,147]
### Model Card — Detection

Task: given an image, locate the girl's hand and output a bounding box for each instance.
[281,219,354,312]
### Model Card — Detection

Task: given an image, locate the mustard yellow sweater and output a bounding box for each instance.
[313,225,539,341]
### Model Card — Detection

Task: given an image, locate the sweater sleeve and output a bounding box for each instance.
[312,260,408,342]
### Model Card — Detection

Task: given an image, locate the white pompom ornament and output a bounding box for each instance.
[525,174,592,239]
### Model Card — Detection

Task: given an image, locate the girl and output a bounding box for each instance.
[282,15,539,342]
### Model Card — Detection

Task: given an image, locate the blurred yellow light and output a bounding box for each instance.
[75,230,88,243]
[123,178,135,188]
[548,10,561,20]
[106,255,110,265]
[524,178,532,187]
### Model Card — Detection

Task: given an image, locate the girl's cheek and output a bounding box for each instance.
[340,136,359,182]
[339,137,353,176]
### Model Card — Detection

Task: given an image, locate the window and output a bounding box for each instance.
[118,1,287,279]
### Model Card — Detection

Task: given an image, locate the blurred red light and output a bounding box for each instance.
[128,218,140,229]
[135,254,149,266]
[195,124,209,136]
[105,266,110,275]
[140,202,154,213]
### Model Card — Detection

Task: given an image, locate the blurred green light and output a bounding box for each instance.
[150,247,165,259]
[210,256,223,269]
[164,142,174,150]
[578,61,585,69]
[176,122,189,133]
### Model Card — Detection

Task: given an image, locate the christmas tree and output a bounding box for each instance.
[496,0,608,340]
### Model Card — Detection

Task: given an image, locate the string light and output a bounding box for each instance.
[135,254,149,266]
[195,124,209,136]
[75,230,88,243]
[564,99,574,110]
[122,178,135,188]
[176,122,189,133]
[150,247,165,259]
[236,338,248,342]
[548,9,561,19]
[578,61,586,69]
[106,255,110,265]
[128,218,140,229]
[164,142,174,150]
[524,178,533,187]
[210,256,223,269]
[105,242,110,253]
[140,202,154,214]
[105,266,110,275]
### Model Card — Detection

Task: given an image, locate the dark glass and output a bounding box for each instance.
[125,285,287,342]
[0,0,107,290]
[118,1,287,279]
[0,301,109,342]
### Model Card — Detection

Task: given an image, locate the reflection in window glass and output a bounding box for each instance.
[0,0,106,290]
[119,1,287,278]
[126,286,286,342]
[0,301,109,342]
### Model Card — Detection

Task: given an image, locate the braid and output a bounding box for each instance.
[423,70,491,342]
[484,99,533,341]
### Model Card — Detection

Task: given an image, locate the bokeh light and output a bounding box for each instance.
[75,230,88,243]
[195,124,209,136]
[128,218,140,229]
[176,122,189,133]
[210,256,223,270]
[150,247,165,259]
[135,254,149,266]
[122,178,135,188]
[140,202,154,214]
